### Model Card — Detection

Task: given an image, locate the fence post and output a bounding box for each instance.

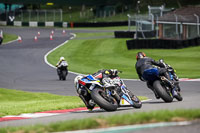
[29,10,31,22]
[0,30,3,38]
[60,9,63,22]
[37,10,39,21]
[174,14,179,39]
[160,5,164,17]
[127,14,131,31]
[150,13,154,30]
[45,10,47,22]
[53,10,55,21]
[156,15,158,38]
[135,15,138,39]
[21,10,23,21]
[194,14,199,36]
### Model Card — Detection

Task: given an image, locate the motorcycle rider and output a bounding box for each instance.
[135,52,177,99]
[56,57,68,76]
[75,69,122,111]
[92,69,119,87]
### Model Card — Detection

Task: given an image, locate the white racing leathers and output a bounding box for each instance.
[102,77,116,88]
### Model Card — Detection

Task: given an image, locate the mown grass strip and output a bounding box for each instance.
[0,88,84,117]
[1,33,18,44]
[1,109,200,133]
[0,88,147,117]
[47,32,200,79]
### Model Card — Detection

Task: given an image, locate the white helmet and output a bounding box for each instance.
[60,57,65,61]
[110,69,118,76]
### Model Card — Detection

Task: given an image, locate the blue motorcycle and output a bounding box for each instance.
[74,73,142,111]
[143,59,183,102]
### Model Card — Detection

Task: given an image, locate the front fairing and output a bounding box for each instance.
[80,75,103,90]
[118,82,134,106]
[119,94,134,106]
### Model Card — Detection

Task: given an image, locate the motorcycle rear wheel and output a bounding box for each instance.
[153,80,173,103]
[91,88,118,111]
[62,71,67,80]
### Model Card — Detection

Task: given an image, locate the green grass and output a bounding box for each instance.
[1,109,200,133]
[0,88,147,117]
[1,33,18,44]
[47,32,200,79]
[0,88,84,117]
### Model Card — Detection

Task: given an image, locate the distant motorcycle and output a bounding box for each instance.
[57,61,68,80]
[150,59,183,102]
[74,72,142,111]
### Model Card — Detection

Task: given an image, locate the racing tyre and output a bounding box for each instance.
[153,80,173,103]
[91,88,118,111]
[62,71,66,80]
[59,75,62,80]
[174,92,183,101]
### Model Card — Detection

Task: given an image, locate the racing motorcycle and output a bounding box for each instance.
[74,73,142,111]
[150,59,183,102]
[57,61,68,80]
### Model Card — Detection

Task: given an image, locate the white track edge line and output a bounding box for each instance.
[2,39,18,45]
[44,33,84,76]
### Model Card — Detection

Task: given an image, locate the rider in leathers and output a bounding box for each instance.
[92,69,118,87]
[77,69,122,111]
[56,57,68,76]
[135,52,175,99]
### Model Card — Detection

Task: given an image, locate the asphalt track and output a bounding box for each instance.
[0,27,200,132]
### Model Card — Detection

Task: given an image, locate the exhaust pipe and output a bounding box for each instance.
[111,90,121,102]
[111,90,117,96]
[161,76,175,88]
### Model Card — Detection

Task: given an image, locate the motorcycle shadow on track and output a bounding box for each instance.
[72,107,141,114]
[142,100,180,104]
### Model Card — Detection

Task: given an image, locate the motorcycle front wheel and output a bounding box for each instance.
[91,88,118,111]
[174,92,183,101]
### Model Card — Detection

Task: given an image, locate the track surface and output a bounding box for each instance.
[0,27,200,130]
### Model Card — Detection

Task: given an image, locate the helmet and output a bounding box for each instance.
[111,69,118,76]
[105,70,111,76]
[110,69,118,77]
[136,52,146,60]
[60,57,65,61]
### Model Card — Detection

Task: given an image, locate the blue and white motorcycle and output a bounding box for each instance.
[74,73,142,111]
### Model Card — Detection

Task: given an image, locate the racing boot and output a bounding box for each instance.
[79,95,95,111]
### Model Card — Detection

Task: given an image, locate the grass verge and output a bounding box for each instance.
[1,109,200,133]
[1,33,18,44]
[0,88,147,117]
[0,88,83,117]
[47,32,200,79]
